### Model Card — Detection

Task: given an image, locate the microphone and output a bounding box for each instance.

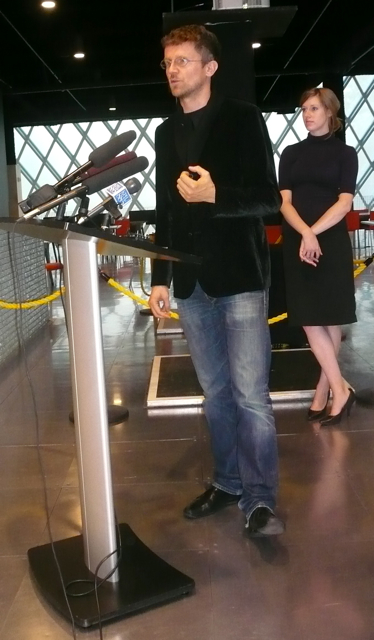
[81,156,148,193]
[76,151,137,183]
[18,130,137,213]
[22,157,148,221]
[77,177,142,225]
[53,130,137,192]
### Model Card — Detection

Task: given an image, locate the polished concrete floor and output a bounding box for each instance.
[1,256,374,640]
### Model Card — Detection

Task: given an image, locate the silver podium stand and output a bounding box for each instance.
[0,217,197,628]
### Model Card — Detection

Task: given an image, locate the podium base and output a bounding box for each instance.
[69,404,129,425]
[28,523,195,628]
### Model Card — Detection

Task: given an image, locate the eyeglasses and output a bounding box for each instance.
[160,57,203,70]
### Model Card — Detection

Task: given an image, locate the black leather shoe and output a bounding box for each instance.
[307,392,330,421]
[320,388,356,426]
[245,507,285,537]
[183,486,241,520]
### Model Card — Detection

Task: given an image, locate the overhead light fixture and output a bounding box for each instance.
[109,96,117,111]
[41,1,56,7]
[74,52,85,59]
[252,42,261,49]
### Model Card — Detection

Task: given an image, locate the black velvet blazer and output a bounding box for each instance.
[151,95,281,299]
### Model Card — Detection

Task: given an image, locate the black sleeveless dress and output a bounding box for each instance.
[278,133,358,326]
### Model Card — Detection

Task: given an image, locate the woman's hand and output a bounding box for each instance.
[300,229,322,266]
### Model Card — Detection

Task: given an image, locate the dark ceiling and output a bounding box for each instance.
[1,0,374,126]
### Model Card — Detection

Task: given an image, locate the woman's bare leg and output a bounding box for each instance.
[303,325,349,415]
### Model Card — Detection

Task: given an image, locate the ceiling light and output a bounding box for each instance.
[252,42,261,49]
[74,52,85,59]
[41,1,56,8]
[109,107,116,111]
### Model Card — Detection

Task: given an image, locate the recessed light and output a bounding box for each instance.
[41,1,56,8]
[252,42,261,49]
[74,52,85,59]
[109,107,116,111]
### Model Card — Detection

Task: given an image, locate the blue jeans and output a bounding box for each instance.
[176,283,278,518]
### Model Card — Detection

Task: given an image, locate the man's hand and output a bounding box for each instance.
[177,165,216,203]
[149,285,171,319]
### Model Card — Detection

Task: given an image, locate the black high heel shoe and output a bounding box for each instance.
[319,389,356,426]
[307,393,329,421]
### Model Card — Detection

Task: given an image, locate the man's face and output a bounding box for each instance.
[163,42,211,100]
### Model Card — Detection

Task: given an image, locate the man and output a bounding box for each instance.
[149,24,284,537]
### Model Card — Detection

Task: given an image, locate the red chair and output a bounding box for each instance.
[114,218,130,236]
[265,225,282,245]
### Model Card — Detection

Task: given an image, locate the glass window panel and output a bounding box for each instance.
[87,122,112,147]
[357,149,371,177]
[106,120,119,131]
[344,77,363,118]
[362,128,374,165]
[132,136,154,161]
[18,146,42,180]
[137,181,156,210]
[345,128,358,148]
[58,124,84,155]
[274,154,280,177]
[358,172,374,201]
[20,174,32,199]
[288,113,306,140]
[277,131,299,155]
[78,122,90,131]
[28,126,54,157]
[38,166,58,185]
[46,143,71,176]
[350,102,374,139]
[116,119,136,137]
[75,140,96,165]
[144,118,165,142]
[14,130,26,156]
[356,75,374,95]
[264,112,287,145]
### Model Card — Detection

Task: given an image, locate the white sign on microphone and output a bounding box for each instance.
[105,182,131,205]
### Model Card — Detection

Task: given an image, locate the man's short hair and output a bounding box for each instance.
[161,24,221,64]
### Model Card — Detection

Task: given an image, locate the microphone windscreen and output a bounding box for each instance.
[124,177,142,195]
[81,151,137,180]
[82,156,149,195]
[19,184,57,213]
[89,130,137,168]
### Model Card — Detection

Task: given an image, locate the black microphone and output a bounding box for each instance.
[81,156,148,193]
[77,177,142,225]
[21,157,148,221]
[72,151,137,186]
[19,130,137,213]
[54,130,137,192]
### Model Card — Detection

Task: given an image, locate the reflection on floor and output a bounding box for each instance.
[0,257,374,640]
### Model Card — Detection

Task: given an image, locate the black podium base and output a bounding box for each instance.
[69,404,129,425]
[28,523,195,628]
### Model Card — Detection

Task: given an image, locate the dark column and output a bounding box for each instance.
[322,73,345,142]
[0,94,10,215]
[210,22,255,103]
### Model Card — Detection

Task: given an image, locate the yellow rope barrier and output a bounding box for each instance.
[0,287,65,309]
[100,254,373,326]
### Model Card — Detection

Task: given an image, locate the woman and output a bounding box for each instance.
[279,87,358,426]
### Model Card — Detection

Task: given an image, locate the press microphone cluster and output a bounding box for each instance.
[22,157,148,221]
[77,177,142,226]
[19,130,138,214]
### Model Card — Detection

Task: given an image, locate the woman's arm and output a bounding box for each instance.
[280,189,322,265]
[311,193,354,235]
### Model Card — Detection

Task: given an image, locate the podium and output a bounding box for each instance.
[0,217,198,628]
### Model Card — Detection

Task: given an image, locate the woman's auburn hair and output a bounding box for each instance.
[300,87,343,133]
